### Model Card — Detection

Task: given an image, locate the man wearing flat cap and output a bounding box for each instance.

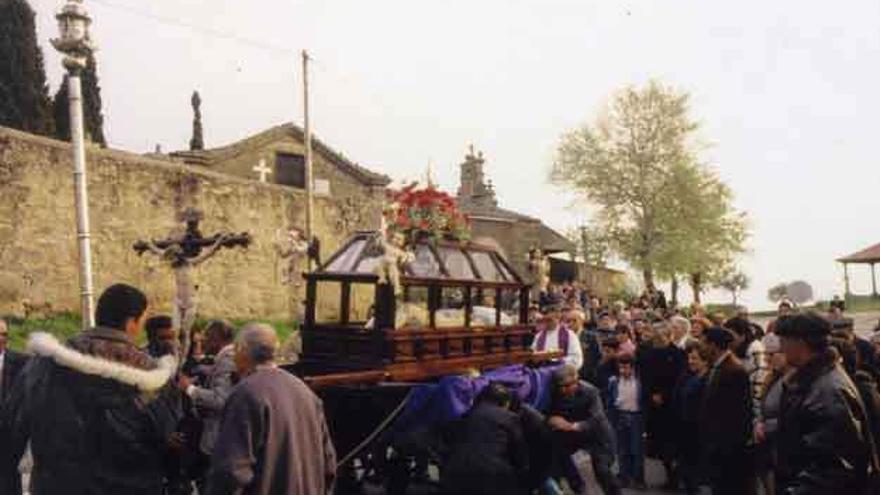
[699,326,755,495]
[775,312,879,494]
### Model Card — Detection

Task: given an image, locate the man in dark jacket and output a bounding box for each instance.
[0,284,181,495]
[699,326,755,495]
[441,383,529,495]
[548,364,620,495]
[777,313,879,495]
[639,320,686,488]
[830,335,880,462]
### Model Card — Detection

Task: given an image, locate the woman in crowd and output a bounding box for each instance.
[755,333,789,495]
[616,323,637,357]
[674,341,710,495]
[689,316,712,342]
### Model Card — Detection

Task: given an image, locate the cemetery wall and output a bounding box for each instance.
[0,126,382,321]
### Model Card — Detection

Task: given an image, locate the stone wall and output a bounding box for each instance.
[0,126,383,320]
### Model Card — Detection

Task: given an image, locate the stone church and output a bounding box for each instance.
[455,148,626,295]
[454,147,573,280]
[170,122,390,202]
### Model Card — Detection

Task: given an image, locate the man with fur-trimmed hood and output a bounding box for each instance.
[0,284,182,495]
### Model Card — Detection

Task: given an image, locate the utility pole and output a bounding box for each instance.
[302,49,314,272]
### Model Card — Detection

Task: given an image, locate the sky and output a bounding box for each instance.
[29,0,880,310]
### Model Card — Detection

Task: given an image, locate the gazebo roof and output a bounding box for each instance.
[316,231,524,284]
[838,242,880,264]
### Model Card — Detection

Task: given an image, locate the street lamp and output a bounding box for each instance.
[51,0,96,330]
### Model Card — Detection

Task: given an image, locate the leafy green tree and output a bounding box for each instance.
[0,0,54,135]
[567,225,611,267]
[786,280,814,305]
[654,162,749,303]
[53,53,107,146]
[717,269,750,307]
[551,81,698,290]
[767,283,789,303]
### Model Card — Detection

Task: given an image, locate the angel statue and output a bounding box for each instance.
[274,227,311,287]
[375,228,415,296]
[528,247,551,294]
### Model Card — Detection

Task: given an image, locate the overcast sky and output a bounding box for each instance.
[30,0,880,310]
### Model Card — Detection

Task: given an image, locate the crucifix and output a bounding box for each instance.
[134,208,251,364]
[253,158,272,183]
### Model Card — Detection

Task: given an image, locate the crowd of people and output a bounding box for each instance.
[494,283,880,494]
[0,283,336,495]
[2,280,880,494]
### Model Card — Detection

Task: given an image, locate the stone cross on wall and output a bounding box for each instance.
[253,158,272,183]
[134,208,250,365]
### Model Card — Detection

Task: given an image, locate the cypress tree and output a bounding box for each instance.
[53,53,107,146]
[189,90,204,151]
[0,0,55,136]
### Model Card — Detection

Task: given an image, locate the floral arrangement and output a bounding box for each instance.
[383,182,471,245]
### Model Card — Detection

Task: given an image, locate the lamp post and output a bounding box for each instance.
[51,0,96,329]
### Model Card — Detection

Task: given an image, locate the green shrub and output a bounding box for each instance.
[2,313,299,353]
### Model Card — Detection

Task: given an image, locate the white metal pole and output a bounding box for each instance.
[68,70,95,329]
[302,50,314,272]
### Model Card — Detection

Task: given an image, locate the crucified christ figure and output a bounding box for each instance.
[134,208,250,365]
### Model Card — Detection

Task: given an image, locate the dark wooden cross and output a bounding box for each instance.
[134,208,250,363]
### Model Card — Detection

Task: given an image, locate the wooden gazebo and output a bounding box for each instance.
[837,242,880,297]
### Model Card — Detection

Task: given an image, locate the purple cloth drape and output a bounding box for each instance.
[393,364,560,433]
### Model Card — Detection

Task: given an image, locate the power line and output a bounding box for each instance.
[85,0,406,125]
[89,0,297,56]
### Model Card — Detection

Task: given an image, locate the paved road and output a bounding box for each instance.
[358,457,702,494]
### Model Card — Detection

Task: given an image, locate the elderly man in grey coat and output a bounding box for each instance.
[206,323,336,495]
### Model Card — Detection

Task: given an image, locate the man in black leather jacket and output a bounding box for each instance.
[776,313,879,495]
[0,284,182,495]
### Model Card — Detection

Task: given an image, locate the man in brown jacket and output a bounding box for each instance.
[206,323,336,495]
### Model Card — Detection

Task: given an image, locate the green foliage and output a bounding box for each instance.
[551,81,696,290]
[766,281,813,305]
[767,283,789,303]
[196,317,299,344]
[842,295,880,313]
[4,312,83,352]
[3,313,299,353]
[567,225,611,267]
[551,80,748,299]
[0,0,54,135]
[53,54,107,147]
[608,283,639,306]
[654,162,748,301]
[716,269,750,305]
